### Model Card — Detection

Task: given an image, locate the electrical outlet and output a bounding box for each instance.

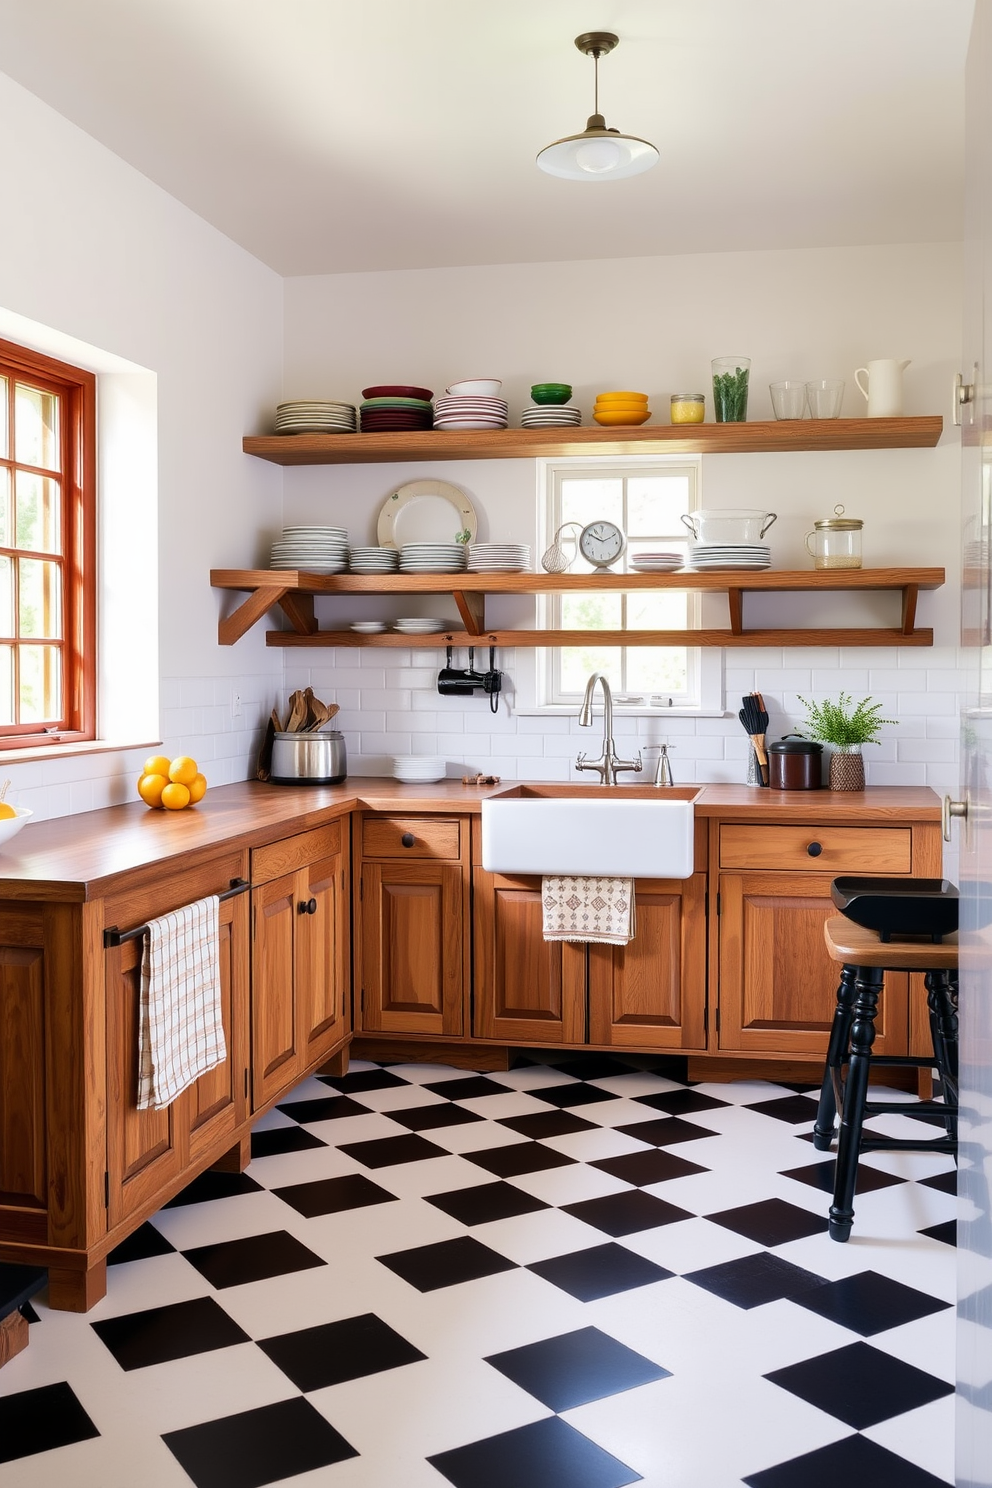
[232,692,242,718]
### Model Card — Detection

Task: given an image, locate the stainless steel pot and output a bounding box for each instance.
[270,730,347,785]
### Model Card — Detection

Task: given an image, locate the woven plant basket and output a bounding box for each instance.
[829,748,865,791]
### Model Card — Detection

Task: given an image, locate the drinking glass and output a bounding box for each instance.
[769,381,808,419]
[806,379,845,418]
[711,358,750,422]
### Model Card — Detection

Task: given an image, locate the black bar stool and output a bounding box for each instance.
[813,915,958,1242]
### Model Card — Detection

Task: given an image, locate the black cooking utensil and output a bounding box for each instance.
[739,693,769,785]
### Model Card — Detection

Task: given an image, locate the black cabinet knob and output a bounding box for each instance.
[807,842,823,857]
[401,832,415,847]
[299,897,317,914]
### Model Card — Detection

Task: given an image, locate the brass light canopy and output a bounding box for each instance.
[536,32,659,181]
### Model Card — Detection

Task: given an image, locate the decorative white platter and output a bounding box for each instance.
[376,479,478,550]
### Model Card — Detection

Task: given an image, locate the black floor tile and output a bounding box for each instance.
[549,1055,635,1081]
[108,1222,176,1266]
[707,1198,828,1246]
[275,1094,370,1124]
[746,1095,820,1123]
[531,1082,618,1109]
[92,1295,249,1370]
[765,1340,954,1428]
[183,1230,325,1290]
[0,1381,99,1464]
[685,1253,829,1310]
[919,1168,957,1195]
[791,1269,951,1335]
[633,1089,729,1116]
[486,1325,669,1411]
[499,1109,597,1139]
[780,1159,903,1196]
[528,1243,674,1301]
[272,1172,398,1219]
[319,1067,408,1093]
[463,1142,575,1178]
[920,1219,956,1246]
[743,1432,954,1488]
[163,1171,263,1208]
[423,1076,510,1101]
[250,1125,326,1159]
[615,1116,719,1147]
[258,1312,425,1390]
[337,1132,448,1168]
[591,1149,708,1187]
[562,1189,693,1236]
[21,1301,39,1324]
[387,1102,485,1132]
[0,1263,47,1316]
[428,1415,642,1488]
[162,1395,357,1488]
[426,1181,549,1226]
[377,1235,517,1292]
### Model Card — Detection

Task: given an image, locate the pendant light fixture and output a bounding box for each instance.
[536,32,658,181]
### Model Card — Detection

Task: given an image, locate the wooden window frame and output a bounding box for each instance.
[0,337,96,748]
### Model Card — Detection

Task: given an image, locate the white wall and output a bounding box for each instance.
[0,71,284,820]
[281,241,967,812]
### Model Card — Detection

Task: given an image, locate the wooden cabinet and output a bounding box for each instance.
[355,814,470,1038]
[250,822,350,1109]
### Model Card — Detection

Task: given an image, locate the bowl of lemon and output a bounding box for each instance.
[137,755,207,811]
[0,801,32,848]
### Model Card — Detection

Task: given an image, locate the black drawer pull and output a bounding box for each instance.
[104,878,250,948]
[807,842,823,857]
[299,897,317,915]
[401,832,416,847]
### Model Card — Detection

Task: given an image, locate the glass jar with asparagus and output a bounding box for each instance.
[711,357,751,422]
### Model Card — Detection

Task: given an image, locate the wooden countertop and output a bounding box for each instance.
[0,778,941,901]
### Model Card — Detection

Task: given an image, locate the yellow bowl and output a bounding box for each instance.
[593,401,650,414]
[595,390,649,404]
[593,409,652,426]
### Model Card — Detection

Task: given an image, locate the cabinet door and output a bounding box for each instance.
[251,873,302,1109]
[298,850,350,1067]
[588,875,707,1050]
[187,893,249,1164]
[0,911,49,1222]
[472,869,585,1044]
[717,871,909,1056]
[359,861,465,1036]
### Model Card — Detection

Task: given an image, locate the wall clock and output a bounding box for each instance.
[578,520,626,569]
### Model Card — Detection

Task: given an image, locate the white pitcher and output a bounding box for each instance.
[854,359,911,417]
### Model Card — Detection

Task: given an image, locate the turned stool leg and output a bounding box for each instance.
[926,969,959,1138]
[813,966,857,1151]
[829,965,883,1242]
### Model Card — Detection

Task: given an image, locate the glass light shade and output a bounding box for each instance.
[537,123,659,181]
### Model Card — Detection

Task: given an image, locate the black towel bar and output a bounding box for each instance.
[103,878,251,948]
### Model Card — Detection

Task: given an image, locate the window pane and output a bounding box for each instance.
[0,467,10,547]
[0,645,12,724]
[560,645,622,694]
[15,471,61,552]
[562,593,622,630]
[628,476,691,536]
[627,648,689,693]
[560,479,623,532]
[14,383,59,470]
[0,376,7,459]
[628,591,689,628]
[18,643,61,722]
[0,556,12,636]
[18,558,62,638]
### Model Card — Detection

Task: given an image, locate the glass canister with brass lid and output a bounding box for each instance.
[804,504,863,570]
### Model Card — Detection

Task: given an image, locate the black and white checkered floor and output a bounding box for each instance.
[0,1055,957,1487]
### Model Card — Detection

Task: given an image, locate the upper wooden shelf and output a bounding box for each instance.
[242,416,944,465]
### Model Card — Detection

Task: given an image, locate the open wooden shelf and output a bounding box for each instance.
[211,567,945,649]
[242,416,943,465]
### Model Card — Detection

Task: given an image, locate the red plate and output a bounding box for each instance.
[362,385,433,401]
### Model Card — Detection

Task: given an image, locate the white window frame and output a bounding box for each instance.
[513,455,724,718]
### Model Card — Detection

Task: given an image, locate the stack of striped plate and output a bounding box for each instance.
[434,396,508,431]
[690,544,771,571]
[399,544,467,573]
[348,546,399,573]
[467,544,531,572]
[392,618,450,634]
[392,755,446,783]
[520,406,582,429]
[270,526,349,573]
[274,401,356,434]
[630,551,684,573]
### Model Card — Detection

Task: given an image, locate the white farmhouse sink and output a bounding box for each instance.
[481,784,698,878]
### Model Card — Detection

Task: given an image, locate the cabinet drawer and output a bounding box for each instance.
[719,824,912,874]
[252,821,344,885]
[362,816,463,861]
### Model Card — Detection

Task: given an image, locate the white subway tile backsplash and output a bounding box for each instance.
[897,691,957,716]
[813,669,869,692]
[896,738,957,763]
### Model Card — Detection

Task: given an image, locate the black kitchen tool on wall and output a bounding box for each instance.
[437,647,503,713]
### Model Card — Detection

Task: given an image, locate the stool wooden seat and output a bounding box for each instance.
[814,916,958,1242]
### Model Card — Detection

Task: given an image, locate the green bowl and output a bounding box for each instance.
[531,383,573,405]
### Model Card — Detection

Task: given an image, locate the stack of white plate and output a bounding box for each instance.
[392,618,450,634]
[349,546,399,573]
[630,552,685,573]
[467,543,531,572]
[399,544,467,573]
[690,544,772,571]
[270,526,349,572]
[350,620,387,633]
[433,396,508,432]
[393,755,447,784]
[274,401,357,434]
[520,406,582,428]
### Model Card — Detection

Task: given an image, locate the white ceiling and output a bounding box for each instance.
[0,0,973,277]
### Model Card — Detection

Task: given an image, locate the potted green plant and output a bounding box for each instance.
[796,692,898,791]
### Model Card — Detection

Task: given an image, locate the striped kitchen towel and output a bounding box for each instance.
[542,876,637,945]
[137,895,226,1110]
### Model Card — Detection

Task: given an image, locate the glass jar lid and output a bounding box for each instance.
[812,503,862,531]
[671,393,705,401]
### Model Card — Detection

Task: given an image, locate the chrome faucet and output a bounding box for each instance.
[575,672,642,785]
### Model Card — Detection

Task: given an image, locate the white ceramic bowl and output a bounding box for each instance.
[0,806,32,849]
[445,379,502,397]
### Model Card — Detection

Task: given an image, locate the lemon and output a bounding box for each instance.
[161,782,191,811]
[187,772,207,804]
[0,802,16,820]
[168,756,198,786]
[137,773,168,808]
[144,754,171,779]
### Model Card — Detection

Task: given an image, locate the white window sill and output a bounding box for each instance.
[0,738,160,766]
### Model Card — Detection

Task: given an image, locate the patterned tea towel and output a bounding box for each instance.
[137,895,226,1110]
[542,876,637,945]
